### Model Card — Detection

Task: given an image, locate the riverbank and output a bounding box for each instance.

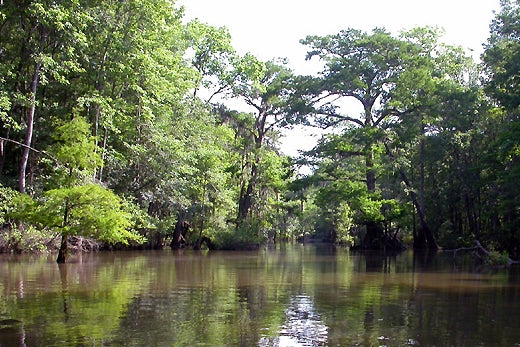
[0,227,103,255]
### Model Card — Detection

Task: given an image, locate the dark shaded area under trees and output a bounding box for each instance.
[1,0,519,261]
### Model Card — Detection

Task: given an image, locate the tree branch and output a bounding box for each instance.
[444,240,520,266]
[0,136,57,162]
[313,109,365,128]
[375,106,422,127]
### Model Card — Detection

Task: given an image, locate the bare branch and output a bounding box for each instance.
[313,109,365,128]
[0,136,57,162]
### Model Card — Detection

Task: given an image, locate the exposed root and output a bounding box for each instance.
[68,236,102,253]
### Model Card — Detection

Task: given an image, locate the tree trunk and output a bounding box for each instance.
[92,44,108,180]
[365,150,376,193]
[92,103,100,180]
[237,179,254,224]
[384,143,438,250]
[19,62,41,193]
[406,174,437,250]
[57,234,68,263]
[419,134,425,221]
[237,119,265,228]
[97,126,108,181]
[414,134,428,249]
[195,183,207,250]
[0,128,9,177]
[170,212,189,249]
[363,148,381,248]
[237,160,257,227]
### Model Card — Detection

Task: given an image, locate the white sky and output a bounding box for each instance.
[177,0,501,158]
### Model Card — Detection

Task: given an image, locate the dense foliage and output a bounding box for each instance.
[1,0,519,259]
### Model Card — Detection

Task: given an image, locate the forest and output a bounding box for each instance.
[0,0,519,262]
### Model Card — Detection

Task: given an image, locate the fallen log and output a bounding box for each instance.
[444,240,519,267]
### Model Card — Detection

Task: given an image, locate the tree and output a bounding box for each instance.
[0,0,85,192]
[481,0,520,256]
[298,28,419,249]
[181,118,237,249]
[305,132,406,247]
[386,27,483,249]
[297,27,482,250]
[12,117,143,262]
[186,19,235,102]
[228,59,296,227]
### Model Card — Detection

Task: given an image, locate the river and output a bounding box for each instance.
[1,244,519,346]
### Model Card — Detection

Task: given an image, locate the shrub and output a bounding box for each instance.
[0,185,19,226]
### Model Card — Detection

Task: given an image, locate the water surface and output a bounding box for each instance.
[1,245,519,346]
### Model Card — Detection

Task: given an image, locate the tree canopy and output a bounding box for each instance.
[1,0,520,259]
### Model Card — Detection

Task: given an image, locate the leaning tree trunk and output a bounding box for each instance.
[384,142,438,250]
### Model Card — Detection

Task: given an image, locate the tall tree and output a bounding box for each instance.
[299,28,418,248]
[387,27,481,249]
[297,27,480,250]
[229,59,296,227]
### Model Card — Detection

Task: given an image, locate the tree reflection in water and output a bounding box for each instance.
[260,294,328,347]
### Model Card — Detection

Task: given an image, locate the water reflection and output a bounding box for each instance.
[260,294,328,346]
[0,319,25,346]
[0,247,519,346]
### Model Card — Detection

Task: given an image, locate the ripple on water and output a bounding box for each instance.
[260,294,328,346]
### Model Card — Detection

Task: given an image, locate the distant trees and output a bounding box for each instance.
[291,9,520,256]
[294,28,450,249]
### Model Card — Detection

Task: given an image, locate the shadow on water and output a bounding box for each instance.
[0,319,25,346]
[350,249,403,273]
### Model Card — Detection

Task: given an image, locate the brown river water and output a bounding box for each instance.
[1,244,519,346]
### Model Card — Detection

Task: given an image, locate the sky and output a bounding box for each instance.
[176,0,502,157]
